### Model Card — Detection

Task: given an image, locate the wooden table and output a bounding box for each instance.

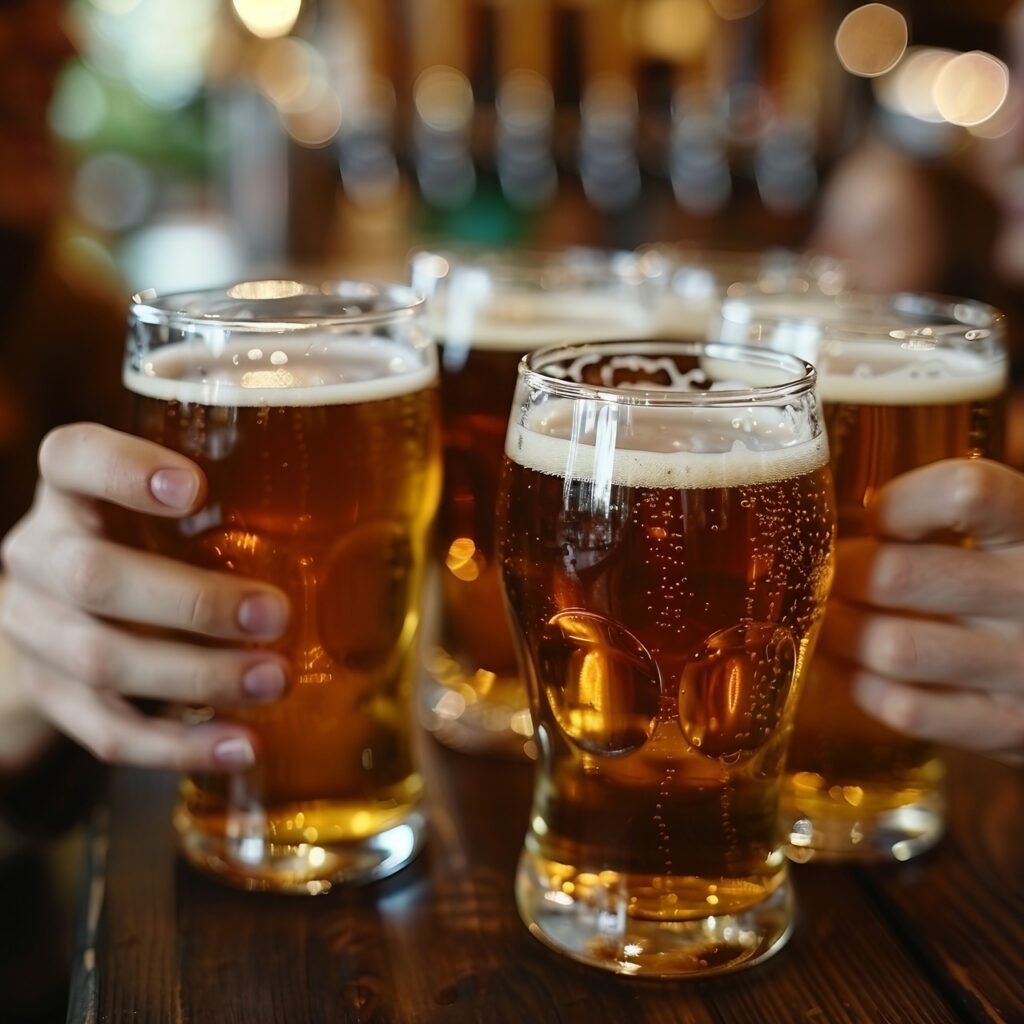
[68,736,1024,1024]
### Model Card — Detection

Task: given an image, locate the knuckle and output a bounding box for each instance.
[85,729,123,766]
[872,620,918,676]
[873,545,915,600]
[883,692,924,734]
[37,424,77,477]
[179,585,224,635]
[100,446,146,504]
[74,630,116,689]
[182,657,227,704]
[1,522,30,575]
[949,460,997,533]
[59,537,114,608]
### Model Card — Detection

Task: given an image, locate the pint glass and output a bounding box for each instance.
[410,249,655,756]
[720,291,1008,861]
[643,246,846,341]
[499,340,835,975]
[125,281,441,891]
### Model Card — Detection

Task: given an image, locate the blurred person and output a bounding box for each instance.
[809,8,1024,765]
[0,1,151,1020]
[969,0,1024,468]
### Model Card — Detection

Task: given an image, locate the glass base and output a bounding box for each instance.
[175,803,426,894]
[785,791,945,864]
[515,849,794,978]
[419,653,535,759]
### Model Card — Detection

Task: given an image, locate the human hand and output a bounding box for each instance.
[819,458,1024,760]
[0,424,290,772]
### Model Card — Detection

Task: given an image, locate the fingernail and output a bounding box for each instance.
[151,468,199,510]
[237,593,288,637]
[213,736,255,769]
[242,662,286,700]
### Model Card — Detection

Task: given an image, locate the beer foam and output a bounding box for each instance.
[506,403,828,490]
[124,337,436,407]
[427,292,654,352]
[704,341,1006,406]
[816,342,1006,405]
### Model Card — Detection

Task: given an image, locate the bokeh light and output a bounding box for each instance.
[73,152,154,232]
[414,66,474,133]
[633,0,714,62]
[933,51,1009,127]
[50,64,107,141]
[281,89,342,147]
[232,0,302,40]
[255,37,326,111]
[834,4,908,78]
[874,47,956,123]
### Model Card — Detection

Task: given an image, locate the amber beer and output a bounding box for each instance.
[719,292,1008,860]
[498,341,835,976]
[125,283,440,892]
[787,333,1006,860]
[412,250,654,755]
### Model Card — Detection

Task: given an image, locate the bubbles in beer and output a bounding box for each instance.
[319,522,416,673]
[678,621,796,760]
[538,611,661,756]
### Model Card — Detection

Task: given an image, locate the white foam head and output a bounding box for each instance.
[814,340,1005,405]
[506,401,828,490]
[124,337,437,407]
[717,296,1007,406]
[427,290,654,352]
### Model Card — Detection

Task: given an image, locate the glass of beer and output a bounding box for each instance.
[125,280,441,892]
[718,291,1008,862]
[641,246,847,342]
[498,339,835,976]
[410,249,656,757]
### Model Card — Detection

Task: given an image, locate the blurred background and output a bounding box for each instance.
[3,5,1024,1019]
[36,0,1022,304]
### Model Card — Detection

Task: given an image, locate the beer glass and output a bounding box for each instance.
[125,281,441,892]
[498,340,835,976]
[719,291,1008,862]
[642,246,846,341]
[410,249,656,757]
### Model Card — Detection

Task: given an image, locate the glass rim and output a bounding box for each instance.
[408,245,649,286]
[129,279,425,332]
[519,339,818,407]
[719,289,1005,346]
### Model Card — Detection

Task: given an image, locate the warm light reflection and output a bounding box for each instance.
[633,0,713,62]
[933,51,1010,127]
[281,88,342,147]
[414,66,474,132]
[445,537,480,582]
[232,0,301,39]
[968,96,1020,138]
[834,4,907,78]
[254,37,323,110]
[874,47,956,122]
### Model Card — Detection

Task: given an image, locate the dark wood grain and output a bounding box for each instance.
[69,735,1024,1024]
[859,751,1024,1024]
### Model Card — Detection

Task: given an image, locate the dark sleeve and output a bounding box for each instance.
[0,737,103,840]
[52,274,130,432]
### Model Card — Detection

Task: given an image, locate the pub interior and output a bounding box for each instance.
[0,0,1022,1021]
